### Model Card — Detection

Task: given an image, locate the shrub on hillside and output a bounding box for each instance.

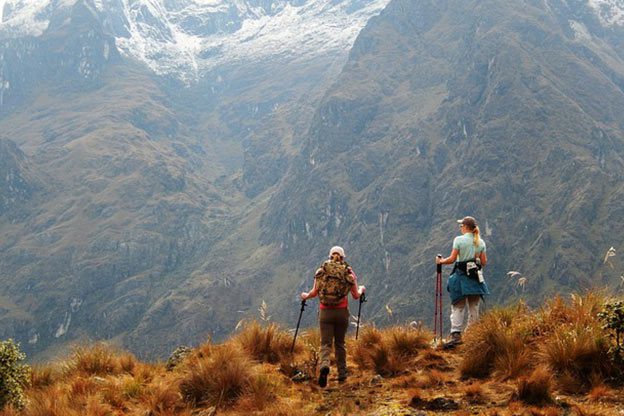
[598,299,624,374]
[0,339,31,410]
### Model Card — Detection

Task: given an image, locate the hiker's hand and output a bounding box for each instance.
[436,256,443,265]
[300,292,309,300]
[359,286,366,295]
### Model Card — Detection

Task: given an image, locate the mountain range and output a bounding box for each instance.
[1,0,624,360]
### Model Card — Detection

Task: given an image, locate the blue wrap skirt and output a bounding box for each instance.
[447,269,490,305]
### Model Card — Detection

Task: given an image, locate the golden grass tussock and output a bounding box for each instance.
[385,325,431,356]
[64,343,122,377]
[82,395,115,416]
[461,293,618,388]
[194,339,213,360]
[100,377,128,410]
[461,381,488,404]
[132,362,158,383]
[538,321,610,391]
[68,376,99,397]
[351,326,383,370]
[236,371,281,412]
[134,378,185,415]
[515,367,553,406]
[29,365,59,389]
[460,306,532,379]
[179,344,254,408]
[235,320,294,363]
[425,369,452,387]
[351,325,430,376]
[120,375,144,399]
[21,386,79,416]
[587,384,615,402]
[117,352,138,374]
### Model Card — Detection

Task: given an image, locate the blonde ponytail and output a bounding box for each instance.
[473,226,480,247]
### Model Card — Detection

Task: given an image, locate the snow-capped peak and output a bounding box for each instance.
[1,0,390,82]
[587,0,624,26]
[108,0,391,81]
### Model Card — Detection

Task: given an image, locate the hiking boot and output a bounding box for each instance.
[338,375,347,384]
[442,332,462,350]
[318,366,330,388]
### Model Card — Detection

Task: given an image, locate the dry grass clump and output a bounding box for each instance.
[351,327,383,370]
[29,365,59,389]
[68,376,99,397]
[82,395,115,416]
[235,321,293,364]
[460,305,532,379]
[385,326,431,356]
[461,381,488,404]
[117,352,137,374]
[20,386,79,416]
[179,344,254,407]
[539,294,604,333]
[236,371,281,412]
[515,367,553,406]
[133,378,185,415]
[64,343,125,377]
[587,384,615,402]
[461,294,617,389]
[351,325,430,377]
[539,322,610,392]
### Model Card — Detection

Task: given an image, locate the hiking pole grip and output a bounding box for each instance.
[290,299,306,353]
[436,254,442,273]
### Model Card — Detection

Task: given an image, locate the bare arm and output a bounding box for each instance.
[349,270,365,299]
[479,251,487,267]
[436,248,459,265]
[300,270,320,300]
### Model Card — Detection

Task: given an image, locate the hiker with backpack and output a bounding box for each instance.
[300,246,365,387]
[436,216,489,347]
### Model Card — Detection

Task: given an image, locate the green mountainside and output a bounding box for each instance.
[1,0,624,360]
[258,0,624,325]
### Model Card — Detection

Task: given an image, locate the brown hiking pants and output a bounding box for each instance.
[319,308,350,379]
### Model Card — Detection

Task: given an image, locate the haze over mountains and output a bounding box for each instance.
[1,0,624,360]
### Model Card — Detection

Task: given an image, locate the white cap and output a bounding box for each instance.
[329,246,345,258]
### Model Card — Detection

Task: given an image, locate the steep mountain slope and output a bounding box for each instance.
[255,0,624,324]
[1,0,624,360]
[0,0,390,359]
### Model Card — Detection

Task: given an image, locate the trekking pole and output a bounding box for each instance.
[290,299,306,353]
[355,293,367,340]
[434,255,443,346]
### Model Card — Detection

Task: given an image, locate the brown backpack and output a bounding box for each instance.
[315,260,355,306]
